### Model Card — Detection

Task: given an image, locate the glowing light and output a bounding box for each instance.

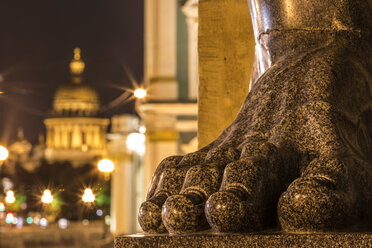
[40,218,48,228]
[81,144,88,152]
[20,202,27,210]
[82,188,95,203]
[16,217,23,228]
[134,88,147,99]
[5,190,15,204]
[5,212,14,224]
[96,209,103,216]
[58,218,68,229]
[26,217,33,224]
[2,178,13,192]
[82,219,89,226]
[0,145,8,161]
[0,202,5,212]
[126,133,146,155]
[34,216,40,225]
[97,159,115,173]
[104,215,111,226]
[139,126,146,134]
[41,190,53,204]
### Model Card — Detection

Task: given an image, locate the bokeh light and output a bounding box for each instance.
[58,218,68,229]
[0,145,8,161]
[133,88,147,99]
[126,133,145,155]
[40,218,48,228]
[96,209,103,216]
[82,188,95,203]
[5,212,15,224]
[5,190,15,204]
[26,217,33,224]
[41,189,53,204]
[0,202,5,212]
[97,159,115,173]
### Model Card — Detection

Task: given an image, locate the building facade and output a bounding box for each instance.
[44,48,109,166]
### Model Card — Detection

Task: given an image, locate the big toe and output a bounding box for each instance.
[138,201,166,233]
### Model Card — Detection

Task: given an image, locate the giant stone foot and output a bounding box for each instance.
[139,0,372,234]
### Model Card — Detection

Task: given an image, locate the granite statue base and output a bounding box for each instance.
[115,232,372,248]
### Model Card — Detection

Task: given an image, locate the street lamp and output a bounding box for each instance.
[0,145,8,161]
[82,188,95,203]
[41,190,53,204]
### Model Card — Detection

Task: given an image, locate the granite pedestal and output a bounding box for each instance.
[115,232,372,248]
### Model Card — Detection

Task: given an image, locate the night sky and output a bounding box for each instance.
[0,0,143,145]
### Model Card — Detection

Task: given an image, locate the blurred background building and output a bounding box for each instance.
[44,48,109,166]
[0,0,200,241]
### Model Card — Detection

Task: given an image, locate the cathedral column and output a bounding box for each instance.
[54,126,61,148]
[93,126,100,149]
[72,124,81,149]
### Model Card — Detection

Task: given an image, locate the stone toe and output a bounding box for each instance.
[205,191,245,232]
[138,201,166,233]
[206,191,263,232]
[162,194,209,234]
[278,176,356,232]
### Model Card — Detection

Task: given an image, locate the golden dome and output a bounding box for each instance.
[53,48,100,117]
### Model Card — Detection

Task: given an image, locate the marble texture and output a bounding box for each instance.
[138,0,372,234]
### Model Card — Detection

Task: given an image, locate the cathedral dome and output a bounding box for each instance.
[52,48,100,117]
[53,82,100,116]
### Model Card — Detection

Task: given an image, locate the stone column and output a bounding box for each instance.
[110,152,135,234]
[144,0,178,100]
[182,0,199,100]
[108,115,142,235]
[198,0,255,148]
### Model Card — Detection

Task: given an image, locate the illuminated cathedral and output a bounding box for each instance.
[44,48,109,166]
